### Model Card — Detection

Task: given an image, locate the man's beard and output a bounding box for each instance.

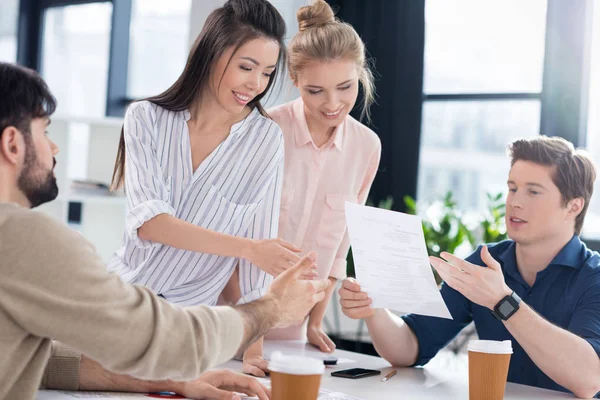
[17,141,59,208]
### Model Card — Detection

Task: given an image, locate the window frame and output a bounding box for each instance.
[420,0,598,250]
[16,0,132,117]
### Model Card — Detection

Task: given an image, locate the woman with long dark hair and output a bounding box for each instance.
[107,0,307,312]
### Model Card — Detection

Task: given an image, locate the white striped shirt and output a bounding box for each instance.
[107,101,283,306]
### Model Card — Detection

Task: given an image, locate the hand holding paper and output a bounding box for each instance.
[344,203,452,319]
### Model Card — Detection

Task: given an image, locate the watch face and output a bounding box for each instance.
[498,301,516,316]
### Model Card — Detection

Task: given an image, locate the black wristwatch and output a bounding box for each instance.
[491,291,521,321]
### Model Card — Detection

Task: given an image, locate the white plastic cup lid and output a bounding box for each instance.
[268,352,325,375]
[468,340,513,354]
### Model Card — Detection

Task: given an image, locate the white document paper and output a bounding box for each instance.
[345,203,452,319]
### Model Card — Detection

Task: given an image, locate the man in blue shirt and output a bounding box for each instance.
[339,136,600,398]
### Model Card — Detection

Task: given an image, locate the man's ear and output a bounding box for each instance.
[567,197,585,219]
[0,126,24,165]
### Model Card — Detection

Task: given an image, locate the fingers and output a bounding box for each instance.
[342,277,362,292]
[301,271,318,280]
[342,305,374,319]
[272,251,303,276]
[432,262,466,293]
[430,257,471,285]
[221,379,270,400]
[323,333,336,353]
[231,382,270,400]
[439,252,491,277]
[440,274,466,294]
[242,363,266,377]
[480,245,501,270]
[313,336,330,353]
[281,248,301,263]
[308,327,335,353]
[242,357,269,378]
[197,384,241,400]
[253,358,269,372]
[278,238,301,252]
[340,297,372,308]
[310,279,330,304]
[338,287,368,301]
[285,252,317,280]
[313,290,326,304]
[311,278,331,293]
[439,252,477,275]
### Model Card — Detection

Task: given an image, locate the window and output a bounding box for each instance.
[41,3,113,118]
[0,0,19,62]
[263,0,305,107]
[127,0,192,99]
[418,0,548,212]
[419,100,541,208]
[583,2,600,240]
[423,0,546,94]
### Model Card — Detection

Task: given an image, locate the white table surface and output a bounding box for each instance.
[223,348,575,400]
[37,348,575,399]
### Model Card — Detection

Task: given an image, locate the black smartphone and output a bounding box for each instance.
[331,368,381,379]
[323,356,338,365]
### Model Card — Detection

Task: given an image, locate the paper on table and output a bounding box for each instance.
[345,203,452,319]
[262,340,355,364]
[37,391,154,399]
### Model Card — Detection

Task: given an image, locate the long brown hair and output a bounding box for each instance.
[111,0,287,190]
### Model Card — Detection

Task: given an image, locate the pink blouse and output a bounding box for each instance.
[269,97,381,280]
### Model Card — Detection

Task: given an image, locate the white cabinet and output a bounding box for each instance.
[37,116,127,263]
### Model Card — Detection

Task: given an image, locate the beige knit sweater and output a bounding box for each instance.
[0,202,244,400]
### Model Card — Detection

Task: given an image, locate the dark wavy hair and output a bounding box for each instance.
[111,0,287,190]
[0,62,56,137]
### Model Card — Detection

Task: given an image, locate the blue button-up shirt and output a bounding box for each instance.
[402,235,600,395]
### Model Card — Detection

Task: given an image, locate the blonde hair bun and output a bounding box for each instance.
[297,0,335,32]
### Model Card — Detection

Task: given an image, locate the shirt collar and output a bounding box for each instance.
[291,97,344,150]
[498,235,587,277]
[548,235,588,269]
[183,107,258,138]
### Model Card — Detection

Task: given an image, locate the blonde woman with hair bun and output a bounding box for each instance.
[226,0,381,377]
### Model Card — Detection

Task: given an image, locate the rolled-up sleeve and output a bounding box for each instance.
[40,341,82,390]
[331,138,381,280]
[123,102,175,249]
[238,128,284,304]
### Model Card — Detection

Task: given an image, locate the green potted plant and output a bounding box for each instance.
[404,192,473,258]
[478,192,508,244]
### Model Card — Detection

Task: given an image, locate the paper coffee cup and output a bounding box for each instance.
[268,352,325,400]
[468,340,513,400]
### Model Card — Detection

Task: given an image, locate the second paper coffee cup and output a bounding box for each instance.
[268,352,325,400]
[468,340,513,400]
